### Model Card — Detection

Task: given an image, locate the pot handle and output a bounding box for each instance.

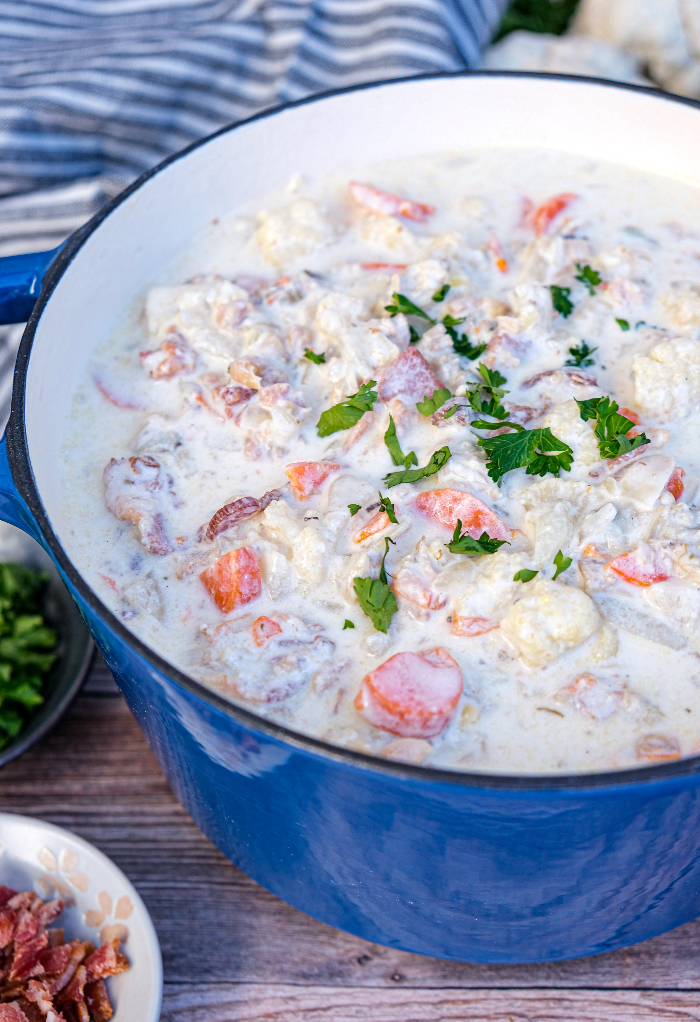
[0,434,42,542]
[0,246,63,325]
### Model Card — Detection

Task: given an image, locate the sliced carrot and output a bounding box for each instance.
[487,235,508,273]
[532,192,577,236]
[200,547,262,614]
[354,648,463,738]
[606,547,671,587]
[618,406,642,426]
[636,734,681,762]
[582,543,602,558]
[348,181,435,223]
[355,511,391,543]
[360,262,408,271]
[666,466,685,501]
[414,488,512,541]
[252,615,282,647]
[285,461,342,500]
[451,615,498,637]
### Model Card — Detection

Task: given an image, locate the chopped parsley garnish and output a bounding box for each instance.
[384,415,417,468]
[353,537,398,633]
[513,568,538,583]
[377,491,398,524]
[317,380,378,437]
[432,284,450,302]
[552,550,572,581]
[383,446,451,488]
[574,263,602,295]
[416,388,452,417]
[465,364,510,422]
[409,325,421,345]
[616,318,630,331]
[576,396,650,460]
[565,341,597,367]
[550,285,573,317]
[446,521,509,556]
[303,348,326,364]
[343,619,355,629]
[473,423,574,484]
[348,504,362,516]
[385,292,435,323]
[443,315,487,360]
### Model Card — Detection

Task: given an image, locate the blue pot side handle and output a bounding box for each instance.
[0,434,42,544]
[0,247,62,326]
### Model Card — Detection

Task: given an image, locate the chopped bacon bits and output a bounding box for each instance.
[606,547,671,587]
[414,488,512,541]
[531,192,577,236]
[355,648,463,739]
[666,466,685,501]
[0,1005,32,1022]
[212,384,256,415]
[348,181,435,223]
[203,489,283,541]
[377,348,442,404]
[252,616,283,647]
[451,616,499,637]
[84,980,113,1022]
[139,331,196,379]
[200,547,262,614]
[103,455,173,556]
[285,462,342,500]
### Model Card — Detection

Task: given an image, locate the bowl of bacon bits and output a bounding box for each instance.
[0,813,161,1022]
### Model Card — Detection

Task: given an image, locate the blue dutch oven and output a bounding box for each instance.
[2,73,700,963]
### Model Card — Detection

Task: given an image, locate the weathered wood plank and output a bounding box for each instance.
[1,670,700,997]
[160,986,700,1022]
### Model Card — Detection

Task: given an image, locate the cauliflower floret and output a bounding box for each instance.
[451,550,529,624]
[359,214,418,256]
[644,580,700,639]
[436,440,501,502]
[524,499,575,566]
[317,293,405,398]
[401,260,449,305]
[633,337,700,421]
[507,284,555,341]
[293,526,328,589]
[518,235,592,286]
[662,282,700,328]
[542,399,600,468]
[146,279,250,359]
[500,579,600,666]
[256,198,336,266]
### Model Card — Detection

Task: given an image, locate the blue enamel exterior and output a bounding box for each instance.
[0,248,61,325]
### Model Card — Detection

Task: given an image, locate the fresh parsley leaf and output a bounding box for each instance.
[446,521,509,556]
[465,363,510,422]
[343,619,355,629]
[576,396,651,460]
[409,325,421,345]
[513,568,538,583]
[442,315,487,360]
[377,491,398,525]
[565,341,597,367]
[383,446,452,488]
[317,380,378,437]
[303,348,326,364]
[432,284,450,302]
[416,388,452,417]
[353,537,398,633]
[550,285,573,317]
[575,263,602,295]
[348,504,362,516]
[384,415,417,467]
[385,293,435,323]
[616,318,630,331]
[474,425,574,483]
[552,550,572,581]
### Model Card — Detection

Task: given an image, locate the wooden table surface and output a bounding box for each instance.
[2,652,700,1022]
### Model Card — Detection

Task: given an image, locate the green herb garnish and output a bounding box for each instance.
[343,619,355,629]
[353,537,398,633]
[446,521,509,556]
[443,315,487,360]
[317,380,378,437]
[552,550,572,581]
[576,396,650,460]
[550,285,573,317]
[303,348,326,364]
[384,415,417,468]
[616,318,630,331]
[385,293,435,323]
[574,263,602,295]
[432,284,450,302]
[348,504,362,516]
[377,491,398,525]
[465,364,510,422]
[565,341,597,367]
[409,325,421,345]
[513,568,538,583]
[473,423,574,484]
[416,388,452,417]
[383,446,452,488]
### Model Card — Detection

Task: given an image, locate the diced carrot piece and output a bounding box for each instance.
[606,547,671,587]
[414,488,512,541]
[378,348,443,404]
[200,547,261,614]
[487,235,508,273]
[636,734,681,762]
[666,466,685,501]
[582,543,602,558]
[252,616,282,647]
[618,406,642,426]
[354,648,463,738]
[532,192,577,236]
[285,461,342,500]
[360,262,408,271]
[349,181,436,223]
[355,511,391,543]
[451,615,498,637]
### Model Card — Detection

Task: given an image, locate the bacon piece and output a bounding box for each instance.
[503,399,553,426]
[414,488,512,541]
[355,648,463,739]
[531,192,577,236]
[348,181,435,223]
[212,384,256,416]
[354,511,391,543]
[46,941,87,997]
[618,406,642,426]
[0,907,17,949]
[487,235,508,273]
[666,466,685,501]
[229,357,286,390]
[0,889,16,908]
[202,489,283,541]
[15,1002,42,1022]
[252,616,282,647]
[9,934,48,982]
[482,333,529,370]
[451,615,498,637]
[392,570,446,611]
[7,894,35,912]
[606,547,672,587]
[13,909,40,944]
[200,547,262,614]
[522,367,597,388]
[103,455,173,556]
[57,964,86,1006]
[0,1004,30,1022]
[285,462,342,500]
[139,331,196,379]
[377,348,442,405]
[84,980,113,1022]
[636,734,681,762]
[33,901,62,932]
[24,980,53,1015]
[83,941,128,983]
[360,262,408,271]
[39,945,72,977]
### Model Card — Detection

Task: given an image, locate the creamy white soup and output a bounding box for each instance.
[60,148,700,775]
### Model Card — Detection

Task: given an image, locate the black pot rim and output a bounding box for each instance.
[10,69,700,792]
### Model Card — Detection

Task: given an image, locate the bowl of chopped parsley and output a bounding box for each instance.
[0,521,93,766]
